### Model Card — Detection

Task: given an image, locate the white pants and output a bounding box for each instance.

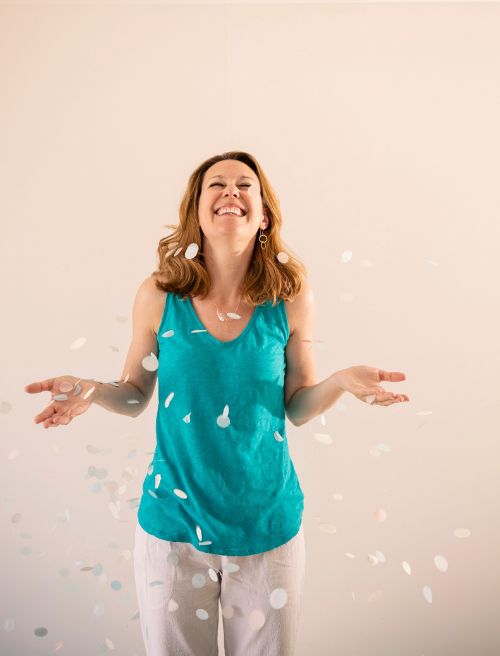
[133,522,306,656]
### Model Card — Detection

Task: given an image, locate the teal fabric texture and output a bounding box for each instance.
[137,292,305,556]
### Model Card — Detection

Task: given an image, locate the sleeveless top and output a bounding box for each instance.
[136,292,305,556]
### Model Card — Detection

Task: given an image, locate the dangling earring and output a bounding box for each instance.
[259,223,268,250]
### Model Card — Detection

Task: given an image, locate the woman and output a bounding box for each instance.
[25,151,409,656]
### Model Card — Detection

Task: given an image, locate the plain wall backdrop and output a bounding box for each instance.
[2,1,499,655]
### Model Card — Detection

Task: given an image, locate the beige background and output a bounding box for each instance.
[2,2,499,655]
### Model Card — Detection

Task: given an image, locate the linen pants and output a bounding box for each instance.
[133,521,306,656]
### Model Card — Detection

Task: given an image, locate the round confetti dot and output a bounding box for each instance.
[269,587,288,609]
[110,580,122,591]
[34,626,48,637]
[248,609,265,630]
[216,415,230,428]
[276,251,289,263]
[196,608,209,620]
[192,574,206,588]
[142,353,159,372]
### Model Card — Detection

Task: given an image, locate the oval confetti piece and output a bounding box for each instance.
[70,337,86,350]
[184,243,199,259]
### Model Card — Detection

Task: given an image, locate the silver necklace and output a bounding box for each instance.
[215,297,242,322]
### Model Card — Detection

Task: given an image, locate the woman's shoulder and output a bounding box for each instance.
[283,278,314,336]
[136,275,168,336]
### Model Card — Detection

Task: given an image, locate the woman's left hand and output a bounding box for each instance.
[336,365,410,406]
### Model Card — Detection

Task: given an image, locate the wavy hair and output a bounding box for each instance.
[151,150,307,306]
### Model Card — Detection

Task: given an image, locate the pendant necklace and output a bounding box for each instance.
[215,297,242,322]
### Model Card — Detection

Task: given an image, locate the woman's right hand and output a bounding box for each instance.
[24,375,98,429]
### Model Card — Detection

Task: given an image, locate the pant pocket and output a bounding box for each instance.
[134,524,175,611]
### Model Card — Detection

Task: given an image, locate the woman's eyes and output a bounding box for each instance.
[210,183,251,188]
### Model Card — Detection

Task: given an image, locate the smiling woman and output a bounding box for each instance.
[151,150,308,307]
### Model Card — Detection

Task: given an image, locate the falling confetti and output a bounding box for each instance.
[423,586,433,603]
[164,392,174,408]
[313,433,332,445]
[184,243,199,259]
[142,353,159,372]
[276,251,289,263]
[173,489,188,499]
[318,523,337,535]
[269,588,288,609]
[374,508,387,522]
[196,608,209,620]
[162,330,175,338]
[168,599,179,612]
[192,574,206,588]
[341,250,353,263]
[453,528,471,538]
[434,554,448,572]
[110,580,122,591]
[248,609,266,630]
[216,404,230,428]
[70,337,86,350]
[83,386,96,401]
[34,626,48,637]
[273,431,284,442]
[402,561,412,575]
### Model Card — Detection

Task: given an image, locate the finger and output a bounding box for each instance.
[25,379,56,394]
[378,370,406,383]
[34,402,57,424]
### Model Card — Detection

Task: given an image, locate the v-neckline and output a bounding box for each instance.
[185,296,262,346]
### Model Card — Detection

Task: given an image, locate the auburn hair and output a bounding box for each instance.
[151,150,307,307]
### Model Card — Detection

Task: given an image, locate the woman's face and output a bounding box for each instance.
[198,159,268,245]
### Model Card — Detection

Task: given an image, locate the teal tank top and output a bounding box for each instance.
[137,292,305,556]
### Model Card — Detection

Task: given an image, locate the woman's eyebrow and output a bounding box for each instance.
[208,175,255,181]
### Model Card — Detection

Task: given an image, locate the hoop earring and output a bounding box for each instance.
[259,227,268,250]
